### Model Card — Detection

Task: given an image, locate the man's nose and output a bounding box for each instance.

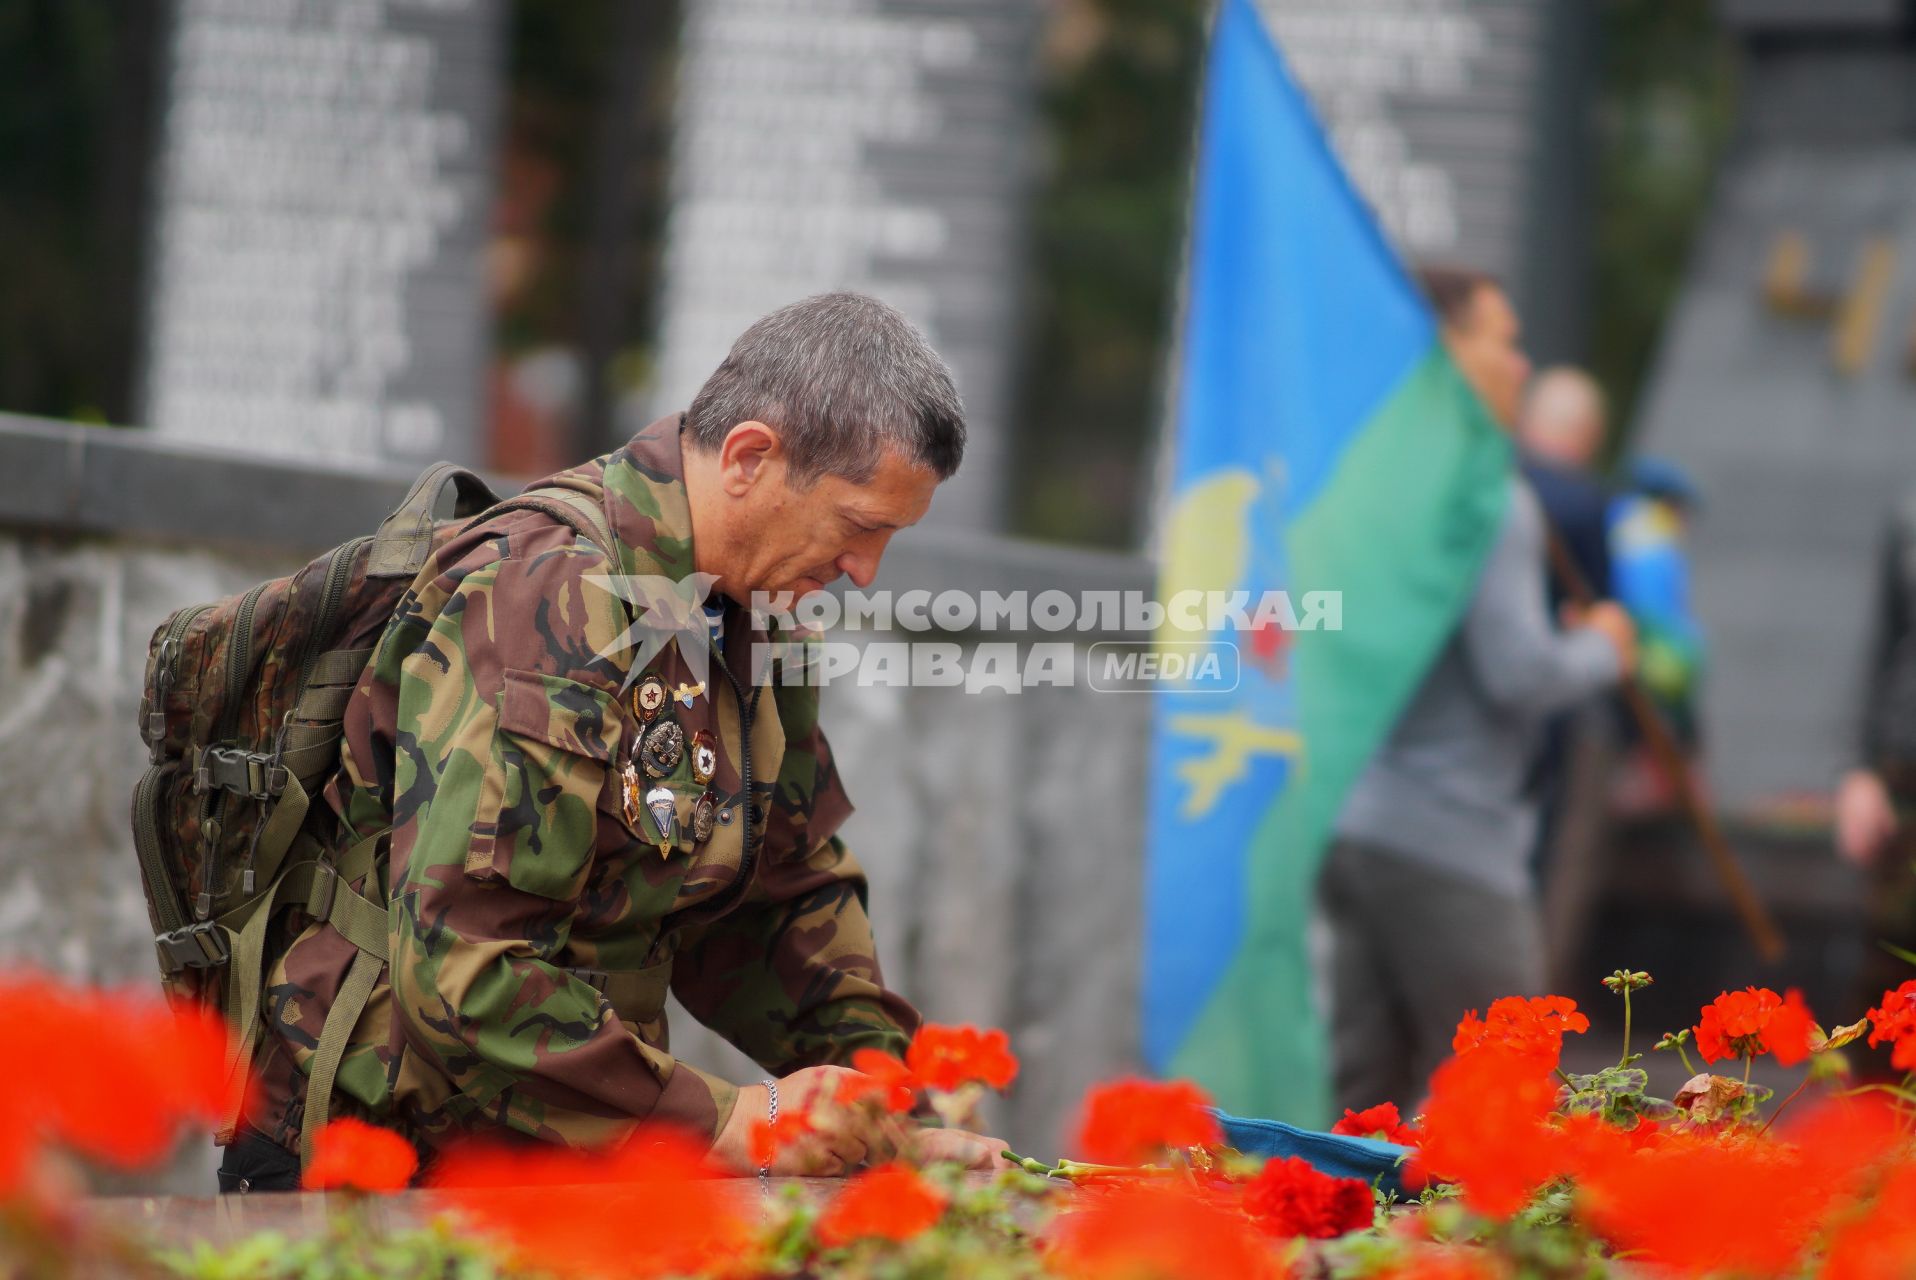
[838,552,878,590]
[837,532,893,590]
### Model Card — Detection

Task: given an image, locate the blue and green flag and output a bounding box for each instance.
[1142,0,1512,1124]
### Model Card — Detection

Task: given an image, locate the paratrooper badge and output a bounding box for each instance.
[673,680,705,708]
[644,784,676,855]
[691,791,716,843]
[640,720,684,777]
[690,729,718,785]
[630,675,668,723]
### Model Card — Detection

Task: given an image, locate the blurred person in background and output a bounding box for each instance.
[1607,458,1707,817]
[1834,494,1916,1061]
[1519,366,1614,607]
[1319,267,1638,1116]
[1516,367,1618,887]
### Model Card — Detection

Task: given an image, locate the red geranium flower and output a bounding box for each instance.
[1622,1117,1662,1151]
[1569,1096,1902,1276]
[1866,979,1916,1072]
[1242,1155,1374,1239]
[1072,1077,1221,1166]
[1694,987,1817,1065]
[303,1118,418,1192]
[746,1103,814,1169]
[1331,1101,1418,1147]
[840,1026,1020,1116]
[1410,1046,1568,1218]
[906,1024,1019,1092]
[1573,1130,1818,1274]
[1822,1158,1916,1280]
[1764,989,1817,1067]
[431,1124,750,1279]
[1452,995,1589,1065]
[815,1163,949,1248]
[0,974,231,1191]
[1046,1180,1283,1279]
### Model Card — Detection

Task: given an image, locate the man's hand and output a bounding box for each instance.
[1563,600,1638,676]
[903,1126,1009,1171]
[709,1067,1010,1177]
[710,1066,907,1177]
[1836,768,1899,867]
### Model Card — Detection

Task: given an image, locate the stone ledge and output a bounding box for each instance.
[0,414,1155,623]
[0,414,417,554]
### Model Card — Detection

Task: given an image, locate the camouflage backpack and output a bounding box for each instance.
[131,462,615,1153]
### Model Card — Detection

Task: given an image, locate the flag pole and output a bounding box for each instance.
[1540,525,1786,963]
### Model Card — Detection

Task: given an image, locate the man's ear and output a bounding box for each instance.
[718,421,782,496]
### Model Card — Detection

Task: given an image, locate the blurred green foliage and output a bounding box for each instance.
[1011,0,1207,549]
[1589,0,1738,445]
[0,0,156,425]
[492,0,621,357]
[494,0,676,370]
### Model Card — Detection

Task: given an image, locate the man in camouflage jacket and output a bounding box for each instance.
[225,294,992,1189]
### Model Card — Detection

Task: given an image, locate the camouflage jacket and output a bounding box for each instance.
[249,415,918,1154]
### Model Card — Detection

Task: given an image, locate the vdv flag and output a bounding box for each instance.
[1142,0,1512,1124]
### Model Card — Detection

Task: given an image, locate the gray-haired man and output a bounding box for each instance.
[227,292,1000,1191]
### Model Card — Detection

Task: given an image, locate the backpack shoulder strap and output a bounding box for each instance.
[480,486,619,568]
[288,484,622,1168]
[367,462,502,580]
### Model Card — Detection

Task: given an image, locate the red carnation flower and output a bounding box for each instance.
[1242,1155,1374,1239]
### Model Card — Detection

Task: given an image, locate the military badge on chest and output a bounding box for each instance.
[620,761,677,858]
[640,721,684,777]
[689,729,717,784]
[630,675,668,723]
[644,785,675,854]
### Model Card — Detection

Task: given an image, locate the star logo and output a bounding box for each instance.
[584,572,723,693]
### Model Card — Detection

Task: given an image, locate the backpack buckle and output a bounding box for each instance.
[155,922,231,975]
[194,746,278,800]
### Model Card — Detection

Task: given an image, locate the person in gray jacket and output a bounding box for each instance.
[1320,266,1637,1116]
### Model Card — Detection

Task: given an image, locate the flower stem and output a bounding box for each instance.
[1758,1076,1810,1136]
[1001,1149,1061,1178]
[1678,1043,1696,1076]
[1619,989,1634,1068]
[1742,1053,1753,1087]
